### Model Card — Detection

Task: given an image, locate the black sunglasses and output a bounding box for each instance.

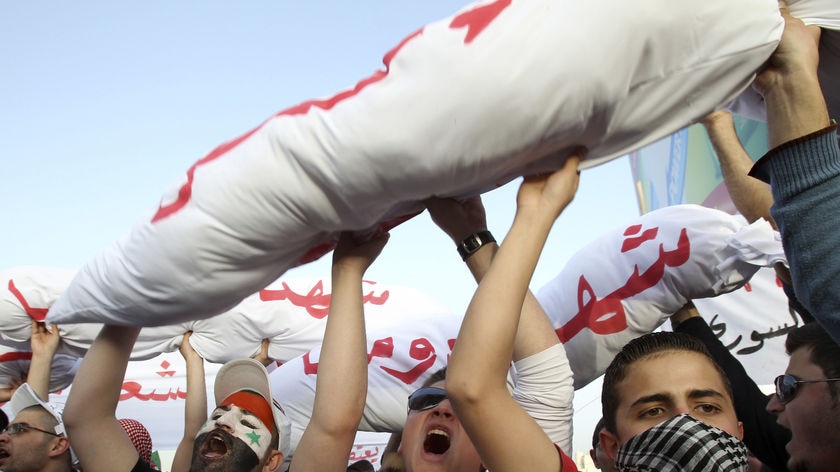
[774,374,840,404]
[407,387,447,413]
[2,422,61,437]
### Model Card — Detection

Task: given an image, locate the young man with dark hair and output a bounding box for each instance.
[598,331,748,471]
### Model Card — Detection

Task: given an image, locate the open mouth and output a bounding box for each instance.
[200,431,232,459]
[423,428,451,455]
[0,449,9,460]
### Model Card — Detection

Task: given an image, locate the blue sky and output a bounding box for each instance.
[2,1,640,455]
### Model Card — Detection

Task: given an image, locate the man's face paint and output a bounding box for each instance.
[190,429,260,472]
[198,402,273,458]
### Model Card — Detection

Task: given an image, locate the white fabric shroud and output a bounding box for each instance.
[0,345,81,393]
[536,205,786,388]
[0,268,451,385]
[47,0,800,327]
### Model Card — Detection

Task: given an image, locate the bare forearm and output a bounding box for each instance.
[704,112,775,225]
[183,354,207,441]
[26,353,54,400]
[65,325,140,422]
[765,71,830,149]
[63,325,142,472]
[310,267,367,432]
[450,210,554,391]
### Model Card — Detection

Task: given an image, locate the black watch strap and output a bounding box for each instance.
[457,230,496,261]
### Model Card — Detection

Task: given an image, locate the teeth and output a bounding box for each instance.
[428,428,449,438]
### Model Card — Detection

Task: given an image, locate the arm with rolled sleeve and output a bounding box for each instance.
[511,343,575,455]
[751,125,840,343]
[747,9,840,343]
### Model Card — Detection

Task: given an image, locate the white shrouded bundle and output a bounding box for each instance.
[536,205,786,388]
[47,0,812,328]
[0,268,451,388]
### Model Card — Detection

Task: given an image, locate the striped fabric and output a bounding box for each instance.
[615,414,749,471]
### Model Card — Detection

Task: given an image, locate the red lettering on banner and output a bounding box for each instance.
[449,0,512,44]
[7,280,49,321]
[744,282,752,292]
[368,337,395,363]
[556,228,691,342]
[261,280,331,319]
[303,337,396,375]
[621,224,659,253]
[120,381,187,402]
[446,338,456,363]
[349,445,381,463]
[150,129,260,222]
[260,280,390,319]
[150,28,425,223]
[302,351,319,375]
[0,351,33,362]
[157,359,176,377]
[380,338,437,384]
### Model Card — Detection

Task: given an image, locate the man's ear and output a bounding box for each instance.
[599,429,620,462]
[48,436,71,458]
[262,450,284,472]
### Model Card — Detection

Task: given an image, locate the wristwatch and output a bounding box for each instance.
[457,230,496,261]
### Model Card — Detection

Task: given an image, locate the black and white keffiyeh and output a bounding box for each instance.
[615,414,749,471]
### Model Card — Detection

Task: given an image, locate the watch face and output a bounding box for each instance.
[463,235,482,252]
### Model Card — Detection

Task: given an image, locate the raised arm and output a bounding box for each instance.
[447,154,582,472]
[751,7,827,149]
[426,195,575,451]
[63,325,143,472]
[701,110,775,226]
[290,232,388,471]
[26,320,61,400]
[748,8,840,342]
[171,331,207,472]
[425,196,559,361]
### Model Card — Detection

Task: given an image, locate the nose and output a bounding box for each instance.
[214,410,237,432]
[766,393,784,415]
[674,403,691,416]
[429,398,456,418]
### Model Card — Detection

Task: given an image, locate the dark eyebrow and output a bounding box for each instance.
[688,389,727,400]
[630,393,671,408]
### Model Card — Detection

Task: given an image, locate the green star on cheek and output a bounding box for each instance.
[246,430,262,446]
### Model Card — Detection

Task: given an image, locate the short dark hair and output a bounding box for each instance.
[601,331,733,434]
[785,322,840,404]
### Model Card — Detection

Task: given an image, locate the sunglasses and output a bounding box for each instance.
[407,387,447,413]
[2,422,62,437]
[774,374,840,404]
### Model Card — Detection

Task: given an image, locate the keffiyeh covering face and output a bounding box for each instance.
[615,414,749,472]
